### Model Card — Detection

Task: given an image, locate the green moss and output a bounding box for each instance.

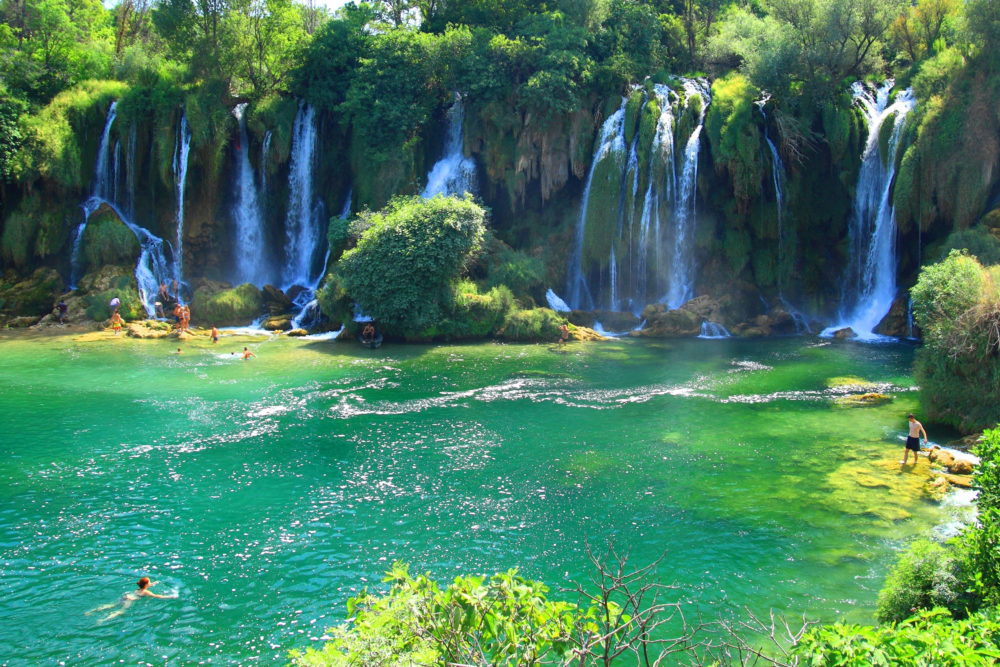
[580,147,625,271]
[877,111,898,166]
[183,79,233,184]
[247,94,299,168]
[14,80,129,191]
[635,96,661,196]
[418,281,514,340]
[822,102,852,165]
[81,207,141,272]
[0,267,64,316]
[85,283,145,321]
[704,74,762,205]
[191,283,264,326]
[623,89,644,146]
[500,307,563,341]
[938,227,1000,265]
[1,193,76,268]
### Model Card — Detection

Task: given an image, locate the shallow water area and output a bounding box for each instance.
[0,332,966,663]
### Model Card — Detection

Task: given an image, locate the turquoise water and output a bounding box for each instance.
[0,332,964,663]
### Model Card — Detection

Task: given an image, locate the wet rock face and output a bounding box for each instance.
[566,309,639,332]
[874,296,913,338]
[262,285,293,315]
[633,303,701,337]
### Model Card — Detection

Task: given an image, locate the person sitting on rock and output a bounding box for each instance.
[56,300,68,325]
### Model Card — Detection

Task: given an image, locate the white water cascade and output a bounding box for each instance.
[70,102,118,288]
[71,102,178,315]
[290,190,352,330]
[172,112,192,291]
[565,100,627,310]
[422,95,478,198]
[282,102,324,290]
[824,81,916,339]
[664,78,711,309]
[231,103,270,286]
[698,321,731,339]
[566,79,710,313]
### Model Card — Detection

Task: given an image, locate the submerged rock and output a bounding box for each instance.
[834,393,894,408]
[263,316,292,331]
[832,327,857,339]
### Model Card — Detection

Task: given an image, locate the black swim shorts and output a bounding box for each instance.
[906,436,920,451]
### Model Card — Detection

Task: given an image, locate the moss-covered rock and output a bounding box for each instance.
[633,303,701,337]
[81,204,141,272]
[834,393,894,408]
[0,267,65,317]
[191,283,263,326]
[499,307,564,342]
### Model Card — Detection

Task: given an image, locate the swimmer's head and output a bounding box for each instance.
[137,577,150,590]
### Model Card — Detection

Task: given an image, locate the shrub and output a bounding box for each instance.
[876,540,971,623]
[336,194,487,334]
[792,608,1000,666]
[483,241,545,300]
[911,251,1000,431]
[190,283,263,326]
[937,228,1000,267]
[418,281,514,340]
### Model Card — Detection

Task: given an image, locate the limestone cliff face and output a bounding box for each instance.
[2,74,998,326]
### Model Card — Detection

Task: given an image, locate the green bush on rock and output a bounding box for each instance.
[190,283,263,327]
[335,194,486,335]
[876,540,971,623]
[911,251,1000,431]
[500,307,564,342]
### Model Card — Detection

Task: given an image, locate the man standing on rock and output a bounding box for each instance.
[903,413,928,465]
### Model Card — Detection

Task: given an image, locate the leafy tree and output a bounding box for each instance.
[292,3,372,110]
[710,0,906,104]
[890,0,959,64]
[229,0,308,96]
[335,194,487,333]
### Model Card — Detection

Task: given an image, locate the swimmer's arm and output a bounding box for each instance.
[139,589,173,599]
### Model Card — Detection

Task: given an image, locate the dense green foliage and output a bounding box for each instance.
[911,251,1000,432]
[791,608,1000,666]
[875,539,971,623]
[336,195,486,335]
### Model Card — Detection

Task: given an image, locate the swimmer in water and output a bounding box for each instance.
[87,577,171,623]
[242,347,256,360]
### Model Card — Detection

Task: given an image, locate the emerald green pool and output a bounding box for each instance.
[0,332,967,663]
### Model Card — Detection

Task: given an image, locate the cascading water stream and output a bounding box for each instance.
[172,112,192,293]
[282,102,324,290]
[422,95,477,198]
[664,79,711,309]
[823,81,915,339]
[290,190,352,330]
[231,103,269,286]
[565,101,626,310]
[566,79,710,313]
[70,102,117,288]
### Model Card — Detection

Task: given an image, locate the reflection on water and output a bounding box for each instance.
[0,334,969,663]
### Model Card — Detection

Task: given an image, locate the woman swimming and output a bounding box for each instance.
[87,577,172,623]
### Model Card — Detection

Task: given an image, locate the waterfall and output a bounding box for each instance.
[282,102,324,289]
[664,78,710,309]
[825,81,915,339]
[635,85,677,310]
[71,102,117,288]
[422,95,478,198]
[172,112,192,290]
[260,130,272,192]
[698,321,731,339]
[231,103,269,286]
[566,101,627,310]
[290,189,352,330]
[567,79,710,313]
[126,124,136,220]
